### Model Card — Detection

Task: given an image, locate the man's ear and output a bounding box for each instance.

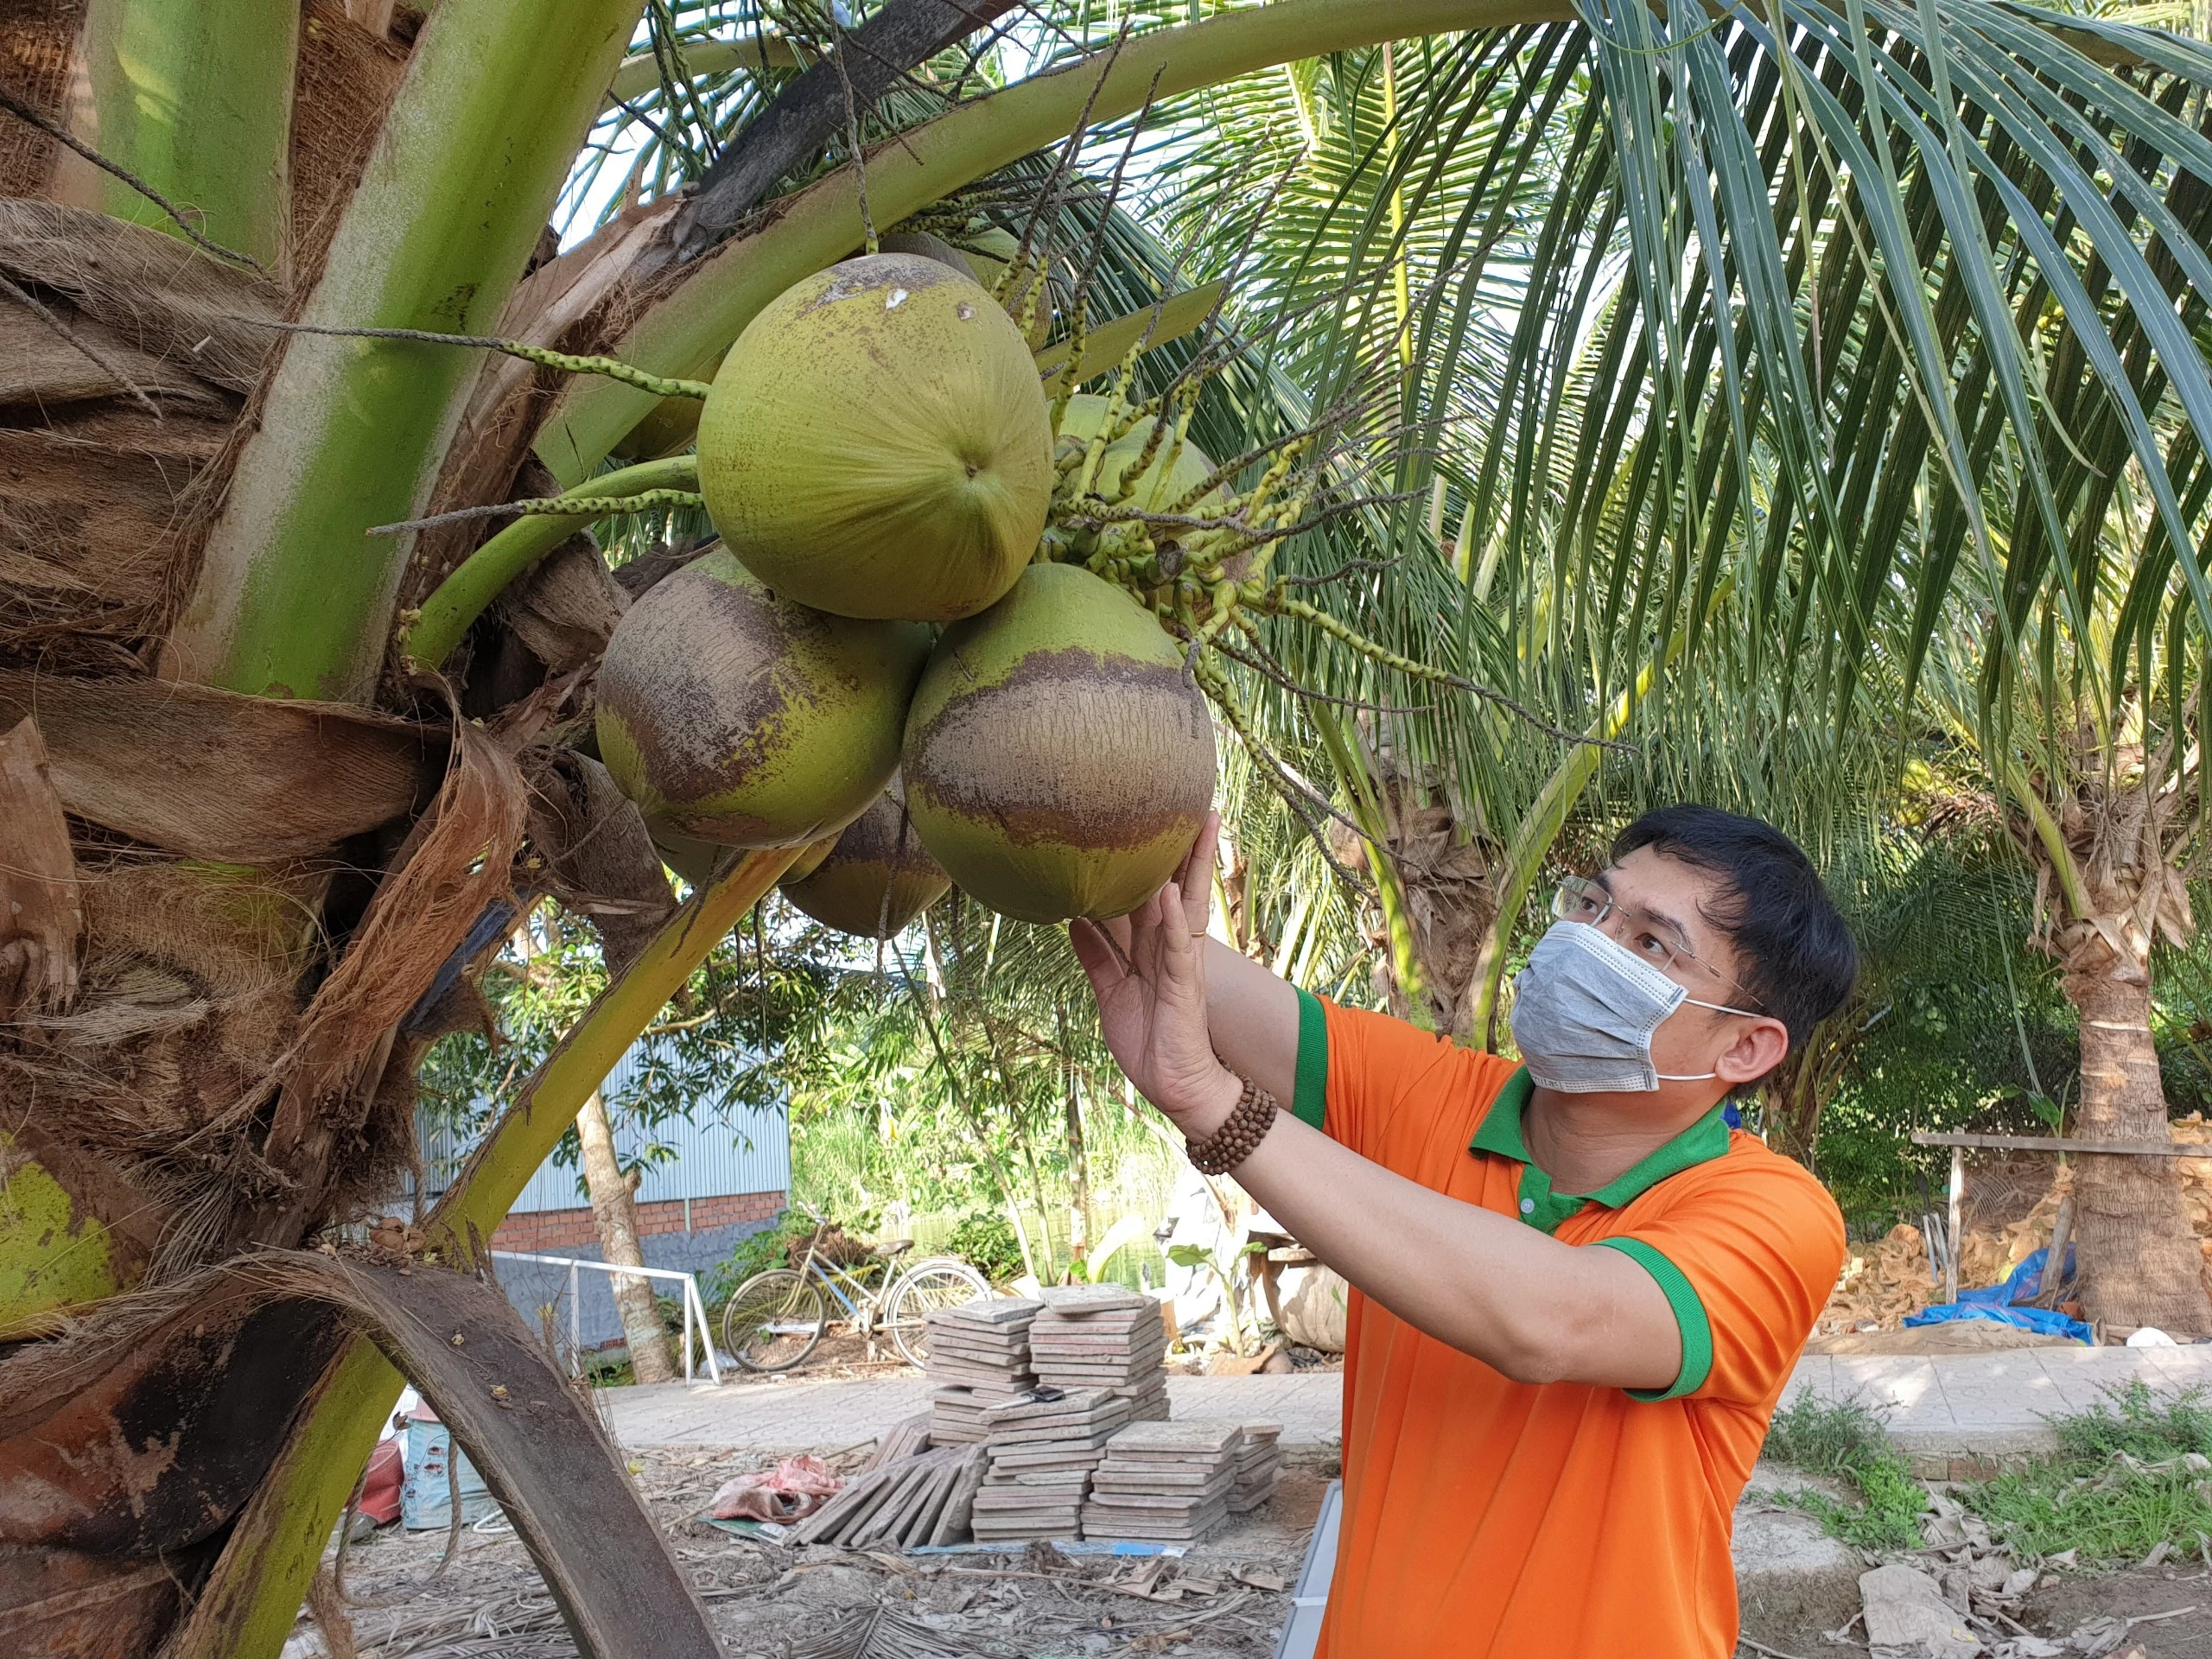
[1714,1018,1791,1087]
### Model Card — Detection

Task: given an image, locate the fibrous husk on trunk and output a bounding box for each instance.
[2015,741,2212,1333]
[246,721,527,1249]
[520,747,676,974]
[0,716,80,1020]
[4,855,328,1298]
[289,0,420,290]
[1324,760,1498,1037]
[0,201,284,669]
[491,533,630,677]
[0,668,443,862]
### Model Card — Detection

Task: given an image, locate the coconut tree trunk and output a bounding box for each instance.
[575,1089,677,1384]
[1065,1062,1092,1264]
[2063,953,2212,1332]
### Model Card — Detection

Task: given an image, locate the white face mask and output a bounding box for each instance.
[1509,920,1764,1093]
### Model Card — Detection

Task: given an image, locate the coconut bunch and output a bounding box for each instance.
[576,245,1219,931]
[400,200,1426,930]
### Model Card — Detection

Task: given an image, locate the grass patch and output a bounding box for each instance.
[2048,1377,2212,1463]
[1961,1381,2212,1564]
[1762,1381,2212,1564]
[1759,1392,1927,1552]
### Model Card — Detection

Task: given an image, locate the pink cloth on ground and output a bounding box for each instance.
[709,1455,842,1521]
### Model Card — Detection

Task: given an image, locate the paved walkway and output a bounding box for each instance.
[1789,1342,2212,1469]
[605,1345,2212,1465]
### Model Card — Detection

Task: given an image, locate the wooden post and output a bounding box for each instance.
[1946,1146,1965,1306]
[2038,1196,2076,1310]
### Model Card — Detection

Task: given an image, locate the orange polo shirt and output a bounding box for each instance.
[1293,994,1846,1659]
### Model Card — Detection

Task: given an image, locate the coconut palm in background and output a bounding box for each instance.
[6,0,2212,1653]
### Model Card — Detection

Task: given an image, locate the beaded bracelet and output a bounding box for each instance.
[1185,1075,1280,1175]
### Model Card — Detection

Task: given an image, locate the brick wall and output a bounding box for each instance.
[490,1189,784,1255]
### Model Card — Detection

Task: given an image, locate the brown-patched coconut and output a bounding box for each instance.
[696,251,1053,623]
[596,548,930,848]
[780,776,950,937]
[900,562,1216,923]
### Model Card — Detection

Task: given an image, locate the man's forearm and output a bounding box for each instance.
[1222,1102,1681,1390]
[1198,939,1301,1105]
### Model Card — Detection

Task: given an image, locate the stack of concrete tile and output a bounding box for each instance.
[788,1442,988,1548]
[923,1298,1041,1445]
[966,1388,1134,1541]
[1027,1285,1168,1423]
[1082,1420,1242,1543]
[1230,1422,1282,1512]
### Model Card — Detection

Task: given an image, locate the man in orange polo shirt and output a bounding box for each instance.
[1070,804,1856,1657]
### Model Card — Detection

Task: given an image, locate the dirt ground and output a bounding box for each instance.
[290,1451,1325,1659]
[1739,1560,2212,1658]
[302,1436,2212,1658]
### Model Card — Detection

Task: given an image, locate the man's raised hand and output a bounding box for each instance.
[1067,815,1239,1138]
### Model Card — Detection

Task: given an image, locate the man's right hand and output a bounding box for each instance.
[1068,815,1243,1140]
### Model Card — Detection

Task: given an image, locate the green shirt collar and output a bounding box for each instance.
[1471,1068,1732,1234]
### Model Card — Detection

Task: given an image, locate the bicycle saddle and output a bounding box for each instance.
[878,1239,915,1256]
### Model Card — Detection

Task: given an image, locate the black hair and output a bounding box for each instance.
[1610,804,1858,1059]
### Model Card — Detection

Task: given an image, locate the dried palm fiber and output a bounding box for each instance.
[247,719,527,1248]
[0,202,283,664]
[0,200,283,392]
[0,715,509,1291]
[1,854,328,1298]
[0,715,81,1020]
[0,668,443,861]
[1326,765,1497,1034]
[519,746,676,974]
[0,0,85,199]
[398,199,678,617]
[491,535,629,677]
[291,0,418,291]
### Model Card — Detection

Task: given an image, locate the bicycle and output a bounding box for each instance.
[718,1210,992,1373]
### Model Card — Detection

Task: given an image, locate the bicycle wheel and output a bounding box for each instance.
[720,1269,827,1372]
[883,1258,994,1367]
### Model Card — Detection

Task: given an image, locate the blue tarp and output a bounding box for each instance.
[1901,1245,2094,1344]
[1958,1245,2069,1306]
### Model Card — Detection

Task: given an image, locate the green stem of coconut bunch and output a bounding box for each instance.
[537,0,1580,482]
[69,0,297,274]
[165,0,645,702]
[405,454,702,670]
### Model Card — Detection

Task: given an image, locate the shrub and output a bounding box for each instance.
[948,1209,1025,1282]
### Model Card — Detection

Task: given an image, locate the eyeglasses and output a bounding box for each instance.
[1551,874,1766,1011]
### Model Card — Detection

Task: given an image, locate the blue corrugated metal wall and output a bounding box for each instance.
[416,1039,789,1211]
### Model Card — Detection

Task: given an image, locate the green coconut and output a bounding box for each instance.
[1055,392,1224,517]
[901,563,1216,923]
[696,252,1052,623]
[596,548,930,847]
[780,776,951,938]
